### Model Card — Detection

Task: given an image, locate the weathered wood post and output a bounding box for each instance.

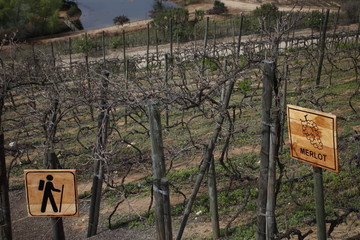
[208,156,220,239]
[257,60,275,240]
[147,23,150,71]
[68,38,72,69]
[148,101,172,240]
[266,123,277,240]
[165,54,170,127]
[102,31,106,67]
[236,14,244,60]
[0,132,12,240]
[51,42,56,67]
[313,167,326,240]
[316,9,329,87]
[201,17,210,76]
[87,71,110,237]
[47,150,66,240]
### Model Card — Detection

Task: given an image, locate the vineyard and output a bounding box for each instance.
[1,6,360,240]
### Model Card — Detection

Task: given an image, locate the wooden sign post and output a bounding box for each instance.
[287,105,339,240]
[24,169,78,217]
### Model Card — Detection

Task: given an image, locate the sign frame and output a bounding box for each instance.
[287,104,339,173]
[24,169,79,217]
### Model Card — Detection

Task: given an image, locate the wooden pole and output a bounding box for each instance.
[201,17,209,76]
[266,123,277,239]
[316,9,330,87]
[313,167,327,240]
[236,14,244,59]
[165,54,169,127]
[0,132,12,240]
[148,101,172,240]
[280,65,288,152]
[170,19,173,59]
[102,31,106,67]
[208,156,220,239]
[257,60,275,240]
[69,38,72,69]
[123,30,126,64]
[47,151,65,240]
[87,71,109,237]
[51,42,55,67]
[147,23,150,71]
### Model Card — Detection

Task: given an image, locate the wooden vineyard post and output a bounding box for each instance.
[236,14,244,60]
[68,38,72,69]
[147,23,150,72]
[123,29,126,63]
[165,54,170,127]
[313,167,326,240]
[148,101,172,240]
[208,156,220,239]
[201,17,209,76]
[0,132,12,240]
[266,123,277,239]
[257,60,274,240]
[316,9,329,87]
[51,42,55,67]
[47,151,65,240]
[102,31,106,67]
[87,71,110,237]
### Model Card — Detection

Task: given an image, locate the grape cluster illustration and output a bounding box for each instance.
[300,115,323,150]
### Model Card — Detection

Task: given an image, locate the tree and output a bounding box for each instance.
[304,10,323,30]
[207,0,228,15]
[341,0,360,24]
[113,15,129,25]
[253,3,279,23]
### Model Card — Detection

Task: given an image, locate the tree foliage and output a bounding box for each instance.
[304,10,323,30]
[0,0,64,38]
[113,15,130,25]
[207,1,228,15]
[341,0,360,23]
[253,3,279,21]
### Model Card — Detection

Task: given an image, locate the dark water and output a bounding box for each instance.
[76,0,177,29]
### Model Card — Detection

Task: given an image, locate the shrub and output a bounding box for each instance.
[253,3,279,20]
[72,35,94,53]
[304,10,323,30]
[341,0,360,24]
[207,0,228,15]
[113,15,130,25]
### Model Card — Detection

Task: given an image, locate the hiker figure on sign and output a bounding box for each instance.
[38,175,64,213]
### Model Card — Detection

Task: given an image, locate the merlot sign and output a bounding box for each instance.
[287,105,339,173]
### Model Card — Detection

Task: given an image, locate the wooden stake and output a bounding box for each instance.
[208,156,220,239]
[148,101,172,240]
[257,60,275,240]
[316,9,330,87]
